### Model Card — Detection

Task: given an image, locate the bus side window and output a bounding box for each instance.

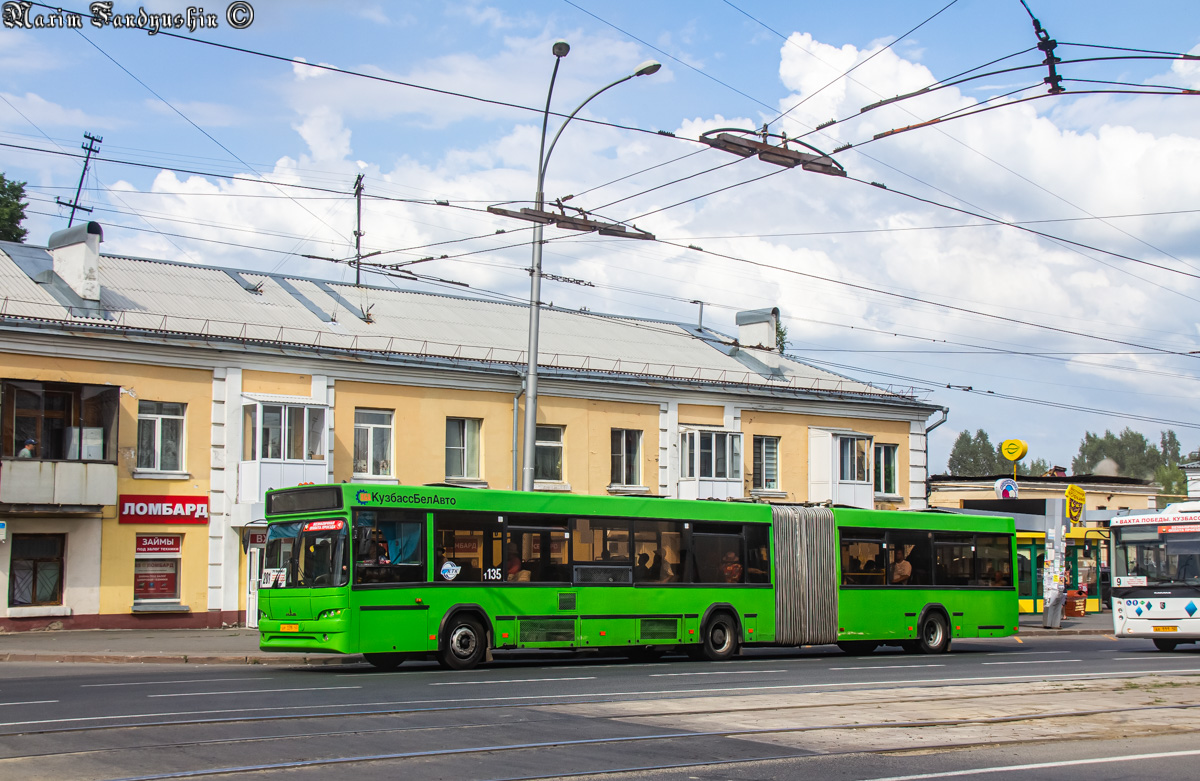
[744,524,770,583]
[840,530,884,586]
[886,531,934,587]
[432,512,503,583]
[632,519,684,583]
[352,509,425,584]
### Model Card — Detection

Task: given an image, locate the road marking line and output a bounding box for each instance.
[148,686,361,698]
[84,677,273,688]
[855,747,1200,780]
[982,659,1081,665]
[431,677,596,686]
[0,700,57,707]
[829,665,945,671]
[6,667,1200,729]
[650,670,787,677]
[984,650,1070,656]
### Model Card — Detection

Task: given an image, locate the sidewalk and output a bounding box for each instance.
[0,627,360,666]
[0,614,1116,666]
[1019,610,1114,636]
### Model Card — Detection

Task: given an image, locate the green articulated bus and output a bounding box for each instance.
[257,484,1018,670]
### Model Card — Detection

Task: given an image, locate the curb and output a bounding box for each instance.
[1017,628,1114,637]
[0,652,365,666]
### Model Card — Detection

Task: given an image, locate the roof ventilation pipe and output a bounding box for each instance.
[735,307,780,350]
[47,221,103,302]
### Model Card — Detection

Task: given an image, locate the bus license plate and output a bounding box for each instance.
[1153,626,1178,633]
[280,624,300,632]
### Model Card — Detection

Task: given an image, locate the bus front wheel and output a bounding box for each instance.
[363,652,406,670]
[917,612,950,654]
[439,616,487,670]
[700,612,739,661]
[1154,639,1179,652]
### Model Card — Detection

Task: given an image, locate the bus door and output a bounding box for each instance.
[352,510,428,655]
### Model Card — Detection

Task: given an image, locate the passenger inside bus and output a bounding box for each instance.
[891,548,912,584]
[506,552,531,582]
[722,551,743,583]
[634,553,652,581]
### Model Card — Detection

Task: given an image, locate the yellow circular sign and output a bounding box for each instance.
[1000,439,1028,462]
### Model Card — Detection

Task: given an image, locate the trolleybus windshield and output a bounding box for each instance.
[1114,525,1200,586]
[264,518,349,588]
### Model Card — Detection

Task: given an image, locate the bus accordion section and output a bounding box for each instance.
[1110,502,1200,651]
[256,484,1018,669]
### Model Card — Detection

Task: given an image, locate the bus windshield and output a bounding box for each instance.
[264,519,349,588]
[1114,526,1200,586]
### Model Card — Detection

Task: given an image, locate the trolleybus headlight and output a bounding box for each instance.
[317,608,345,621]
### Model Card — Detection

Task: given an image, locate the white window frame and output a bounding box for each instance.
[839,436,871,483]
[534,425,565,484]
[679,429,742,481]
[610,428,643,487]
[752,435,780,491]
[243,402,325,463]
[874,443,899,496]
[354,409,394,478]
[445,417,482,480]
[136,400,186,474]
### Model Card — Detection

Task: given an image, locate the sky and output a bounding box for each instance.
[2,0,1199,475]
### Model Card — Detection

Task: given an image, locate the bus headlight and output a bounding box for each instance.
[317,608,345,621]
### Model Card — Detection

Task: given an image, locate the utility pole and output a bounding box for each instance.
[353,174,364,285]
[57,132,102,227]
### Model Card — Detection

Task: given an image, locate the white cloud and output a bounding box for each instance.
[292,107,352,162]
[0,91,116,130]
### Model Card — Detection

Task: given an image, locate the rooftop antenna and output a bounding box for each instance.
[57,132,102,227]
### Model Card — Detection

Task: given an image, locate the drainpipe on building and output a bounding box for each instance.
[512,375,527,490]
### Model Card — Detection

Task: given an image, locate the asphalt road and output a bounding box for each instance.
[1,635,1198,780]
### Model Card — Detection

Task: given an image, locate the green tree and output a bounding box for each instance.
[0,173,28,242]
[1013,456,1052,476]
[775,320,788,354]
[1071,428,1166,478]
[947,429,1000,475]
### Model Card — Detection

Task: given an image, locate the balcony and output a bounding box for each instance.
[0,459,118,508]
[237,460,329,505]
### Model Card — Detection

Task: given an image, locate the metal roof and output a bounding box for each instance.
[0,239,930,406]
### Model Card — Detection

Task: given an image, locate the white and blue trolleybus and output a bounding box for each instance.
[1111,502,1200,651]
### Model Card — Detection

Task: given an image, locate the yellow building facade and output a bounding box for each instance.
[0,225,942,630]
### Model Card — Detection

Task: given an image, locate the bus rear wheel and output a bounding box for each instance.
[438,616,487,670]
[1154,639,1179,652]
[917,612,950,654]
[363,652,406,670]
[700,612,739,661]
[836,641,878,655]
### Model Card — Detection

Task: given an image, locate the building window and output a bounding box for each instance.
[839,436,870,482]
[445,418,481,479]
[610,429,642,486]
[699,431,741,479]
[752,435,780,490]
[534,425,564,482]
[874,443,898,495]
[1,380,118,461]
[9,534,64,606]
[680,432,695,478]
[137,401,185,472]
[242,403,325,462]
[133,534,181,603]
[354,409,393,477]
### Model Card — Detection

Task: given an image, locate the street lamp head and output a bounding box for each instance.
[633,60,662,77]
[552,40,571,58]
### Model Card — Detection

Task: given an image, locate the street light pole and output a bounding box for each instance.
[520,43,661,491]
